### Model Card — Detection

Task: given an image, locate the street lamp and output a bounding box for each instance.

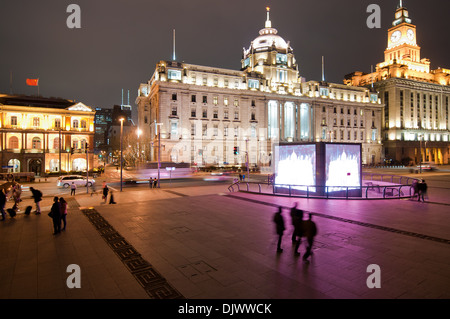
[153,121,163,188]
[418,134,423,174]
[119,117,125,192]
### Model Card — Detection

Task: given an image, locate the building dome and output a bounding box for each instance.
[245,8,291,54]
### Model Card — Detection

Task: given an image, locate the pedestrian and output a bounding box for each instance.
[70,182,77,196]
[411,179,419,200]
[239,173,242,181]
[29,187,43,214]
[102,182,109,203]
[302,213,318,261]
[12,184,22,210]
[153,178,158,188]
[293,208,305,256]
[273,206,285,252]
[290,202,302,243]
[59,197,68,231]
[109,190,116,204]
[149,177,153,188]
[49,196,62,235]
[418,179,428,202]
[0,189,6,221]
[90,183,96,196]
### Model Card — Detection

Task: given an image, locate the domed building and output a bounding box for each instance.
[136,8,383,171]
[241,8,300,94]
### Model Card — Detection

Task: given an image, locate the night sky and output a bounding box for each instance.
[1,0,449,113]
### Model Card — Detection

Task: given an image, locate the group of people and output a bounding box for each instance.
[48,196,68,235]
[273,202,318,261]
[102,182,116,204]
[412,179,428,202]
[148,177,158,188]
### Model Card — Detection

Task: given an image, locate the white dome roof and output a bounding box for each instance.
[252,28,288,51]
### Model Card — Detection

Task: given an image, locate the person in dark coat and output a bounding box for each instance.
[418,179,428,202]
[149,177,153,188]
[290,202,302,243]
[273,206,285,253]
[0,189,6,221]
[302,214,318,261]
[411,179,419,200]
[153,178,158,188]
[293,208,305,256]
[102,183,109,203]
[50,196,62,235]
[29,187,43,214]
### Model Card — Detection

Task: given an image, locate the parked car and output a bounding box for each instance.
[57,175,95,188]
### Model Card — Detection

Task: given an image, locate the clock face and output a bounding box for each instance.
[391,30,401,43]
[407,29,415,41]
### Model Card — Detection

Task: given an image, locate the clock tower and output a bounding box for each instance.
[384,1,426,70]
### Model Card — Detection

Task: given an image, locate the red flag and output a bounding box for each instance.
[26,78,39,86]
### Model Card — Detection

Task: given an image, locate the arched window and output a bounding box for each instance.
[9,136,19,149]
[7,159,20,173]
[72,119,79,128]
[32,137,41,149]
[81,120,87,129]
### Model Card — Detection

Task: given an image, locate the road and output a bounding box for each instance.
[5,165,450,202]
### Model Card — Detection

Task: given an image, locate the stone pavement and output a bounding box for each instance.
[0,182,449,300]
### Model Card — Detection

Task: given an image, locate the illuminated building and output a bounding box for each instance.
[136,8,383,168]
[0,94,95,175]
[345,1,450,165]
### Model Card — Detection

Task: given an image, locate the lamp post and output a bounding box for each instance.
[119,117,125,192]
[245,138,250,182]
[153,121,163,188]
[418,134,423,174]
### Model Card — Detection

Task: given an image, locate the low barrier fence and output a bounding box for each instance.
[228,174,420,200]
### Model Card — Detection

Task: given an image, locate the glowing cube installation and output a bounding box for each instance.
[273,142,362,197]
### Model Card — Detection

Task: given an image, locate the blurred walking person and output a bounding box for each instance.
[49,196,62,235]
[302,213,318,261]
[29,187,43,214]
[102,182,109,204]
[0,189,6,221]
[273,206,285,253]
[60,197,68,231]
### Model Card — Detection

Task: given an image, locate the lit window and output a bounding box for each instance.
[72,119,79,128]
[168,69,182,80]
[54,118,61,128]
[32,137,41,149]
[11,116,18,126]
[9,136,19,149]
[81,120,87,129]
[33,117,40,127]
[248,79,259,89]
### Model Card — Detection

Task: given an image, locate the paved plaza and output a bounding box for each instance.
[1,177,449,301]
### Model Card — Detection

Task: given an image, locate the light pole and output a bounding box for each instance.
[418,134,423,174]
[245,138,250,181]
[154,121,163,188]
[119,117,125,192]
